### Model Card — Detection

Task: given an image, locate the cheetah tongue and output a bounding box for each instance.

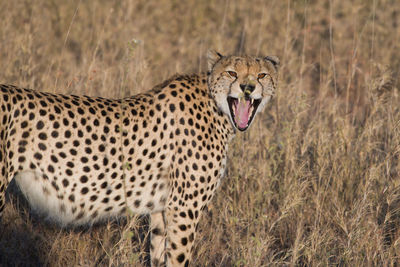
[234,99,251,129]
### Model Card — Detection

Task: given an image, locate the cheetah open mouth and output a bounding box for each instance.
[227,96,262,131]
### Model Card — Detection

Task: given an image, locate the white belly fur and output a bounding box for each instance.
[14,170,76,226]
[14,170,171,227]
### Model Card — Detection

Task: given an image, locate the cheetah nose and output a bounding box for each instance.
[240,83,255,95]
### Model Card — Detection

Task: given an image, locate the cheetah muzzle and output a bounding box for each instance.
[0,50,279,267]
[227,96,262,131]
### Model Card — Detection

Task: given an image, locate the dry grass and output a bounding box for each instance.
[1,0,400,266]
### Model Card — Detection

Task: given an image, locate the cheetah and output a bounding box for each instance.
[0,51,279,266]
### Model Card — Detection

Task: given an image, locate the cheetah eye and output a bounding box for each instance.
[258,73,267,79]
[227,71,238,78]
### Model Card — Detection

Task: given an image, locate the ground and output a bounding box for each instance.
[0,0,400,266]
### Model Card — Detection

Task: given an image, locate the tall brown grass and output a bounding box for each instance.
[1,0,400,266]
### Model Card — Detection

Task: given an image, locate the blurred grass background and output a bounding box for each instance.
[1,0,400,266]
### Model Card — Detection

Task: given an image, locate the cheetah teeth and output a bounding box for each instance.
[228,96,262,131]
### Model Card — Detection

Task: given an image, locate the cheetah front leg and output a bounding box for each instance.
[162,201,203,267]
[0,178,6,218]
[150,211,167,267]
[0,146,7,218]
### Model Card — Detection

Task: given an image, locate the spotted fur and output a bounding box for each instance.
[0,51,279,266]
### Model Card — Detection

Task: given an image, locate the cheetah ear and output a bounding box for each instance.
[264,56,280,70]
[207,50,224,71]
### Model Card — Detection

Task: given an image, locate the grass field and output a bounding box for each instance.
[1,0,400,266]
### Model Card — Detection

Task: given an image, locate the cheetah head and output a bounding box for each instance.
[207,50,279,131]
